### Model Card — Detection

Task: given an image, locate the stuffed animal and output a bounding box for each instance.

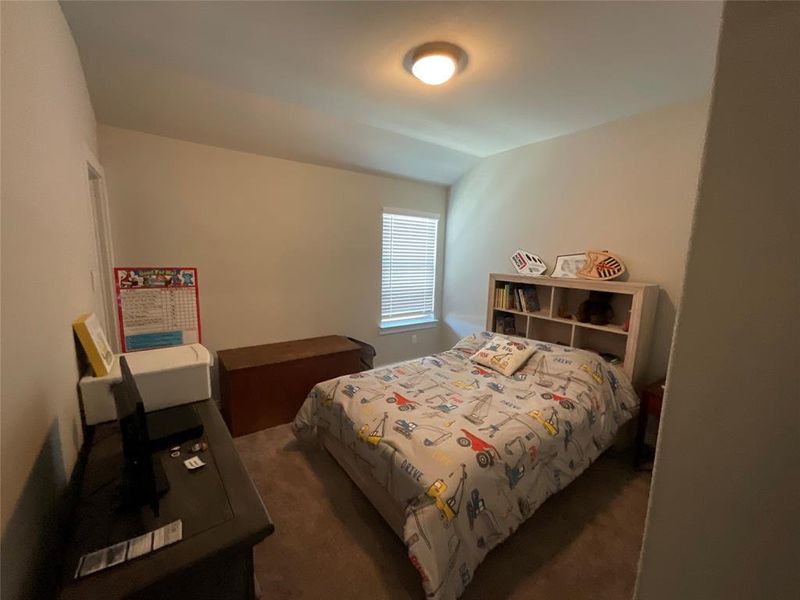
[577,291,614,326]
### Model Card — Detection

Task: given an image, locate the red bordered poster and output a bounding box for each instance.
[114,267,202,352]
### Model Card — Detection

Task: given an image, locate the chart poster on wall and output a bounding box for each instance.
[114,267,201,352]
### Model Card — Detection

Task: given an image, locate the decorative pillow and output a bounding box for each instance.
[452,331,495,357]
[469,336,536,377]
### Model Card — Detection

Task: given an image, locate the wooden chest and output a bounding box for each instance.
[218,335,362,437]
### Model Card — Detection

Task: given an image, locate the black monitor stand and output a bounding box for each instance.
[112,356,170,517]
[118,456,170,516]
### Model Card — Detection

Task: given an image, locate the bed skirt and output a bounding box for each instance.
[319,429,406,539]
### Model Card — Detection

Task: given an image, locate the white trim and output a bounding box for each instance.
[379,317,439,335]
[382,206,441,221]
[84,145,119,352]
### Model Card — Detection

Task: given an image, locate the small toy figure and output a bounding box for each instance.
[577,291,614,326]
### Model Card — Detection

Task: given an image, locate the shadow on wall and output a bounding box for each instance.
[649,289,677,379]
[442,316,483,348]
[1,420,66,600]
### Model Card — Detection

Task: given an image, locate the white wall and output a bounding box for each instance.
[0,2,98,597]
[442,100,710,381]
[635,2,799,598]
[98,126,449,366]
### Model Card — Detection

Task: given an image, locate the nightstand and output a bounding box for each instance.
[634,378,665,469]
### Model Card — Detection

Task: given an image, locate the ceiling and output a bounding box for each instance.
[62,1,722,185]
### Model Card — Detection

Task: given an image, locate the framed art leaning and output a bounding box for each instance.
[552,253,587,278]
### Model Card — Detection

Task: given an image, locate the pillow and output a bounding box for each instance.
[452,331,495,357]
[469,336,536,377]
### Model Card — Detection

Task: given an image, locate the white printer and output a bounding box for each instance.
[79,343,213,425]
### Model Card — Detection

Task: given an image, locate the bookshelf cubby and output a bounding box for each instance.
[487,273,659,384]
[528,318,572,347]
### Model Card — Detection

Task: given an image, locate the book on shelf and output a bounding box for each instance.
[522,286,541,313]
[494,285,541,314]
[498,284,535,312]
[516,288,526,312]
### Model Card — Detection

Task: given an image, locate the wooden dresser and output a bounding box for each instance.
[59,400,273,600]
[219,336,362,436]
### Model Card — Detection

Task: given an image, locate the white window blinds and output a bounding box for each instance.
[381,210,439,326]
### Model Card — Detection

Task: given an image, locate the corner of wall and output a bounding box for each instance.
[1,1,99,596]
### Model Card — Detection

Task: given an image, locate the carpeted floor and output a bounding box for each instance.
[235,424,651,600]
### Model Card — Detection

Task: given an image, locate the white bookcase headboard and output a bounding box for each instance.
[486,273,659,385]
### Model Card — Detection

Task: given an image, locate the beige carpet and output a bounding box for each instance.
[235,424,651,600]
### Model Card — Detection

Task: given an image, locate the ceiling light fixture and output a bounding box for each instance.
[405,42,467,86]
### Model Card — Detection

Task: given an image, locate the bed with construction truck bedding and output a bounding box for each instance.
[293,331,639,600]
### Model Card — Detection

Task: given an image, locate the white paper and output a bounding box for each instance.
[162,519,183,546]
[77,548,108,578]
[126,532,153,560]
[152,519,183,550]
[152,527,165,550]
[106,541,128,567]
[183,456,205,470]
[75,520,184,579]
[84,313,115,372]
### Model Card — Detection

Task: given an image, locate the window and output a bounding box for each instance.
[381,209,439,330]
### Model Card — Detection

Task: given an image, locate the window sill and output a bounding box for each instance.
[379,317,439,335]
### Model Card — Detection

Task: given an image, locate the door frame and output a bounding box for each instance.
[84,147,119,352]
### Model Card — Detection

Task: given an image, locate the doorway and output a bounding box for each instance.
[86,158,118,352]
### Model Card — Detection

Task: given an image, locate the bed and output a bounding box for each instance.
[293,331,639,600]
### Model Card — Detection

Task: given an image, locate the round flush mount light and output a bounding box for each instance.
[404,42,468,86]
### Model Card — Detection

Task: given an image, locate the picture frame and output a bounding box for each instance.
[72,312,115,376]
[552,253,588,278]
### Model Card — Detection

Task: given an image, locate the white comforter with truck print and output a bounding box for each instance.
[293,332,638,600]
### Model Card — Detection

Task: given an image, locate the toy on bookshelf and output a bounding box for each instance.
[577,291,615,326]
[494,315,517,336]
[577,250,626,280]
[510,250,547,275]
